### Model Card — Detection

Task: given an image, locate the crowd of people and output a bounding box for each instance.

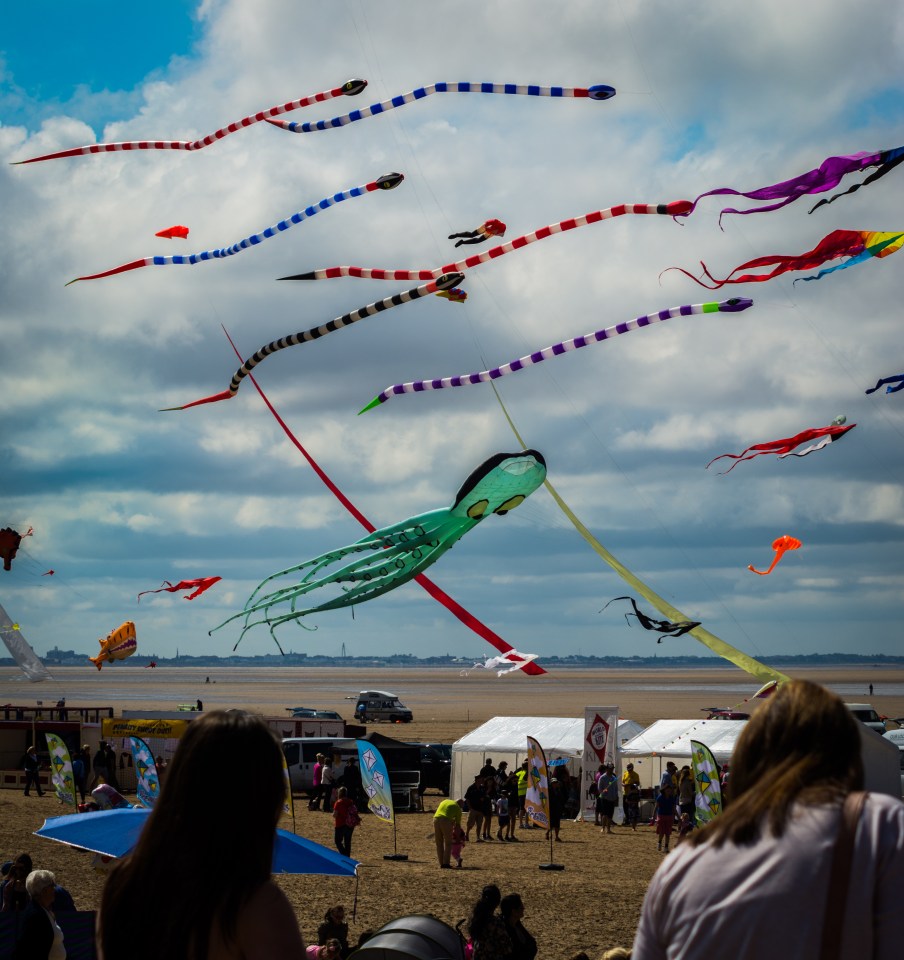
[5,681,903,959]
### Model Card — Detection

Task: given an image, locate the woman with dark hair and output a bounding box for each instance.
[467,884,511,960]
[676,765,694,820]
[499,894,536,960]
[632,680,904,959]
[98,711,306,960]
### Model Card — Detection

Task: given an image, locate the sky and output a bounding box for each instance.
[1,1,902,669]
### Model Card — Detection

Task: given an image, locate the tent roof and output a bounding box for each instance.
[452,716,644,758]
[620,718,748,762]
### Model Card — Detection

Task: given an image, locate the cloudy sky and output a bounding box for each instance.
[1,1,902,667]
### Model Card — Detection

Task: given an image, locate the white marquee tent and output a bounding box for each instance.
[619,718,747,788]
[450,715,645,800]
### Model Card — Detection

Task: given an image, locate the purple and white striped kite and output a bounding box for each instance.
[66,173,403,284]
[162,272,464,412]
[280,200,693,284]
[266,80,615,134]
[359,298,753,413]
[13,79,368,164]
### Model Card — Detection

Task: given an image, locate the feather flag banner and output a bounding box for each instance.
[45,733,76,808]
[129,737,161,809]
[525,736,551,830]
[691,740,723,826]
[357,740,393,824]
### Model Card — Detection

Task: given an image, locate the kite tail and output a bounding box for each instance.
[160,390,234,412]
[810,148,904,213]
[67,259,149,285]
[747,554,781,576]
[658,264,722,289]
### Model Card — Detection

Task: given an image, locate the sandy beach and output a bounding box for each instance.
[2,665,901,957]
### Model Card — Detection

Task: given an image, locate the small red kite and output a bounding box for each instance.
[155,225,189,239]
[137,577,222,602]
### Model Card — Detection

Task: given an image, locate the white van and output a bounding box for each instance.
[281,737,357,794]
[844,703,886,734]
[883,729,904,798]
[353,690,413,723]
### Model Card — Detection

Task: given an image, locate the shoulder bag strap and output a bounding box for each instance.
[818,791,868,960]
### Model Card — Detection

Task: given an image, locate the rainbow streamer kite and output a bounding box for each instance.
[280,201,692,283]
[68,173,403,284]
[165,274,463,410]
[360,299,752,412]
[267,80,615,134]
[666,229,904,288]
[13,79,369,164]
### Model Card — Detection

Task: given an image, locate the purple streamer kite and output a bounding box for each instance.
[359,298,752,412]
[680,146,904,226]
[280,200,693,283]
[66,173,403,284]
[266,80,615,134]
[13,79,368,164]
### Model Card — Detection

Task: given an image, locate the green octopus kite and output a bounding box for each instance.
[212,451,547,651]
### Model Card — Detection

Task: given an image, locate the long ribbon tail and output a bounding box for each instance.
[220,329,545,675]
[809,148,904,213]
[68,173,403,284]
[266,80,616,134]
[282,201,692,282]
[362,300,749,411]
[747,550,784,576]
[490,383,788,686]
[164,272,462,411]
[12,79,369,164]
[868,374,904,394]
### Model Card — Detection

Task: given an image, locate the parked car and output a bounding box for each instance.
[883,729,904,798]
[285,707,344,720]
[411,742,452,795]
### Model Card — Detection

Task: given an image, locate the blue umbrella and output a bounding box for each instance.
[35,808,358,876]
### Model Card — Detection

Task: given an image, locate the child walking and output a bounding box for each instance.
[450,822,467,868]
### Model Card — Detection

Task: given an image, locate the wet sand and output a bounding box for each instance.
[2,665,901,957]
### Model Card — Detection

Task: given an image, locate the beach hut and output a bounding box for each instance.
[449,715,644,799]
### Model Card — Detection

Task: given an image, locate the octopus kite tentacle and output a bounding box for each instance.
[359,298,752,412]
[162,272,464,411]
[211,450,547,650]
[67,173,404,284]
[266,81,615,135]
[866,374,904,395]
[12,79,369,165]
[663,229,904,289]
[279,201,692,283]
[678,146,904,225]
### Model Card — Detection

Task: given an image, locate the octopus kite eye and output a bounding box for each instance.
[343,79,368,96]
[494,495,526,515]
[587,84,617,100]
[376,172,404,190]
[467,500,489,519]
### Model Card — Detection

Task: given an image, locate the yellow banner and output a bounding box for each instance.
[102,718,190,739]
